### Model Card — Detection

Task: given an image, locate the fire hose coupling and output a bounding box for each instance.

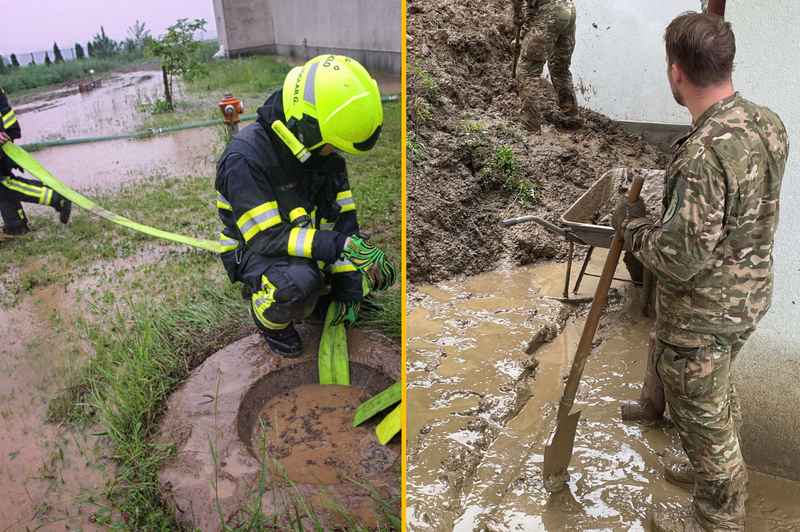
[218,92,244,125]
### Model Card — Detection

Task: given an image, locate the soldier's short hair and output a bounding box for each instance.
[664,12,735,87]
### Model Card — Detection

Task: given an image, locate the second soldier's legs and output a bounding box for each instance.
[549,4,579,118]
[516,2,575,132]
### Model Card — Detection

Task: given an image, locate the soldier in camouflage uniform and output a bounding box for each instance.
[612,12,789,532]
[511,0,580,133]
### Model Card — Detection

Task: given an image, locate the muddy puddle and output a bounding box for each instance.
[0,293,110,531]
[252,384,396,485]
[407,259,800,532]
[15,71,163,144]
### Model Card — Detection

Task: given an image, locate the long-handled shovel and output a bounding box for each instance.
[542,175,645,492]
[512,25,522,79]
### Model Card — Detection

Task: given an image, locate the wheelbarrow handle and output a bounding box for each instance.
[501,216,567,238]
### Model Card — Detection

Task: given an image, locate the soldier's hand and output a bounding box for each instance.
[611,194,646,235]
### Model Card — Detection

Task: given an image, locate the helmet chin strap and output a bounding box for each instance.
[270,120,311,163]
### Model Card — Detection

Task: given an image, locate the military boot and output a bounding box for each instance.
[650,505,707,532]
[621,332,667,422]
[264,322,303,358]
[555,92,582,130]
[521,109,541,134]
[665,459,695,493]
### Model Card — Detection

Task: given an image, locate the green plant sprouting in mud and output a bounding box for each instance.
[411,97,433,122]
[479,144,540,206]
[406,131,429,161]
[409,61,440,94]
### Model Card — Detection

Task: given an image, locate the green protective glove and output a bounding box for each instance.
[341,234,397,292]
[330,299,361,328]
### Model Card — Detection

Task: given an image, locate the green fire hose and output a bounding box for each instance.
[20,95,399,152]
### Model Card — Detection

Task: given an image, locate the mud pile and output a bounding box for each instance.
[406,0,668,283]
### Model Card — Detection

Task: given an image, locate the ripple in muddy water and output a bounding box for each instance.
[253,384,394,485]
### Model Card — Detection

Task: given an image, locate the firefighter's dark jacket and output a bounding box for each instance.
[215,89,363,302]
[0,86,21,175]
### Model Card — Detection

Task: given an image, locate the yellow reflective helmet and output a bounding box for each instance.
[281,55,382,156]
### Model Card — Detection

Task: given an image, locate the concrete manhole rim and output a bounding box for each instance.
[159,324,401,531]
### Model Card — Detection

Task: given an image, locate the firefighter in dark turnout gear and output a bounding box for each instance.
[215,55,396,356]
[0,86,71,235]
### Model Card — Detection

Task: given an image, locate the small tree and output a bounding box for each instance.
[91,26,117,59]
[44,52,52,66]
[10,54,20,67]
[146,18,209,111]
[0,56,5,74]
[87,42,93,58]
[123,20,151,54]
[53,42,64,63]
[75,43,85,60]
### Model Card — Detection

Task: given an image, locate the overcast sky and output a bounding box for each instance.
[1,0,217,55]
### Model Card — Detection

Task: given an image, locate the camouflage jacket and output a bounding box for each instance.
[511,0,572,19]
[626,93,789,343]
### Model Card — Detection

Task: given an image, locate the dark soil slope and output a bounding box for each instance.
[406,0,668,283]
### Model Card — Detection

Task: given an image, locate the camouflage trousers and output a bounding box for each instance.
[516,0,578,126]
[655,326,755,531]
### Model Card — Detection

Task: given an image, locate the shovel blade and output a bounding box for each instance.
[542,408,581,491]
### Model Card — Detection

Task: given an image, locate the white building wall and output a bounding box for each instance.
[568,0,800,480]
[212,0,402,74]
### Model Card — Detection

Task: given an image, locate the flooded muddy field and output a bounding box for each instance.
[0,291,111,531]
[406,259,800,532]
[15,70,163,144]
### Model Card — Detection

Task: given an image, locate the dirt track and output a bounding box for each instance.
[406,0,667,283]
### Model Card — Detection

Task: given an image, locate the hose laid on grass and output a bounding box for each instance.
[20,95,400,151]
[1,143,221,252]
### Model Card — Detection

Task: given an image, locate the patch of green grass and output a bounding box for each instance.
[347,101,401,266]
[0,56,158,96]
[188,55,293,100]
[479,144,540,206]
[66,285,250,530]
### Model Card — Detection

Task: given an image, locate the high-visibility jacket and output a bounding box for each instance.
[215,89,364,302]
[0,86,21,175]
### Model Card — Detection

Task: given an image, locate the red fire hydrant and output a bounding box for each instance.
[219,93,244,134]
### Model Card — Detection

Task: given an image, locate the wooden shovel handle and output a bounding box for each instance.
[559,177,644,412]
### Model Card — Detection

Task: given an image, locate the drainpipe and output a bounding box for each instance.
[707,0,726,17]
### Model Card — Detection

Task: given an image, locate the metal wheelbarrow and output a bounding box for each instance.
[502,168,663,315]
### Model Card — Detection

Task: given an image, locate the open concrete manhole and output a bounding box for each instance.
[159,323,401,531]
[238,361,398,485]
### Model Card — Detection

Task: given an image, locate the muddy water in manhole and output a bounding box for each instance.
[253,384,395,485]
[407,258,800,532]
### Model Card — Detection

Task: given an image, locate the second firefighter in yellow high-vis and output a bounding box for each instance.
[215,55,395,356]
[0,86,71,235]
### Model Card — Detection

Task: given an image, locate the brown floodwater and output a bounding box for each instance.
[0,291,110,531]
[14,71,163,143]
[407,258,800,532]
[252,383,396,485]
